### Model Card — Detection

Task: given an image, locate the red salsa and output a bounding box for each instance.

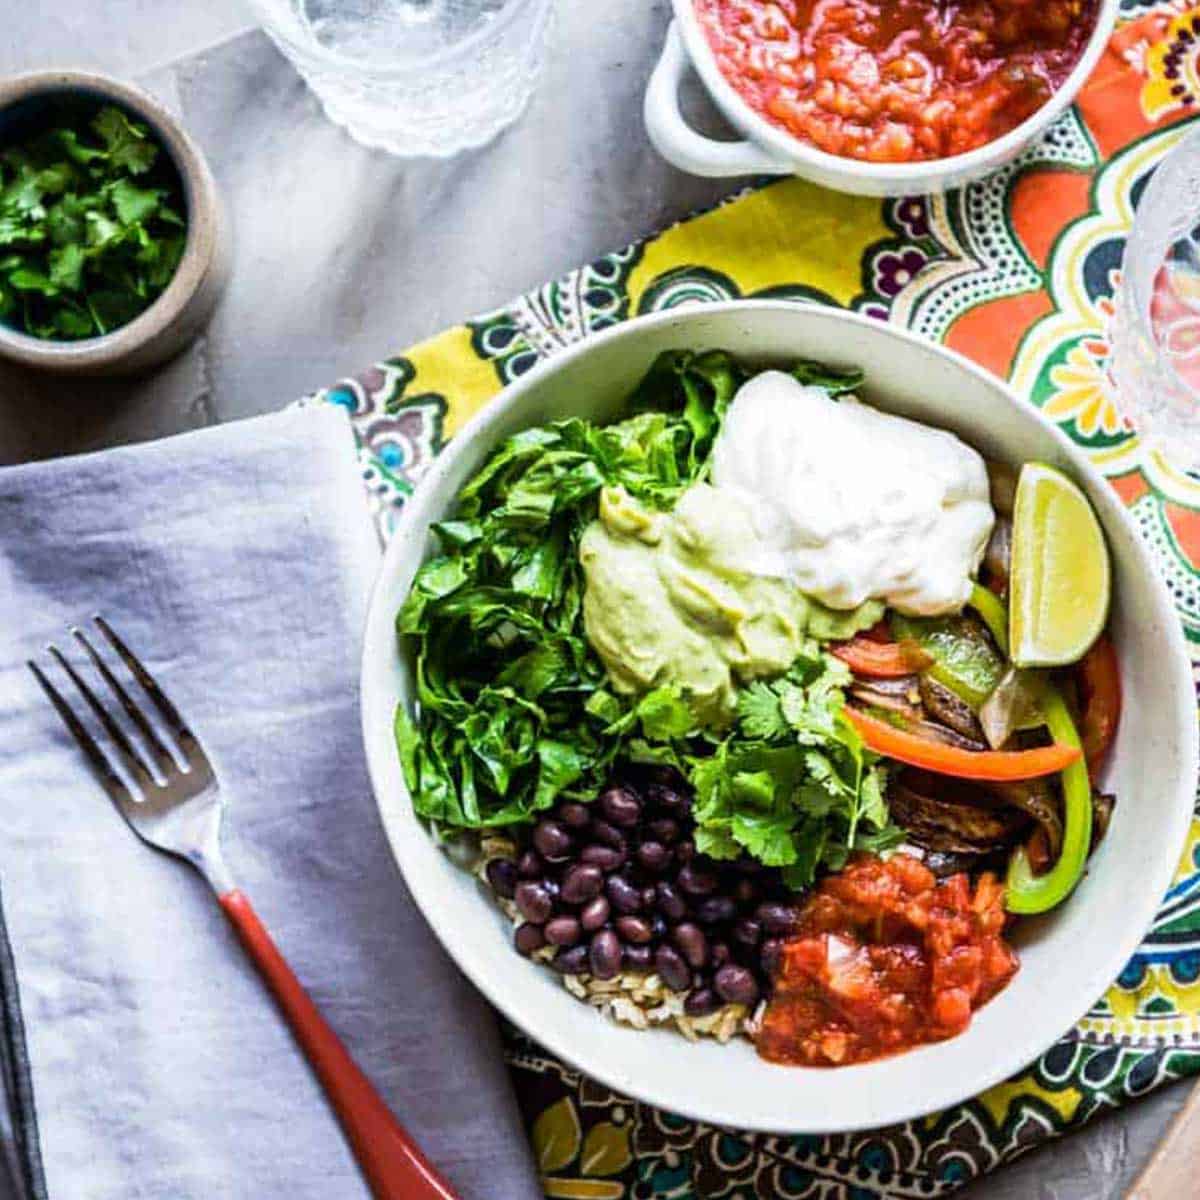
[695,0,1097,163]
[757,855,1018,1066]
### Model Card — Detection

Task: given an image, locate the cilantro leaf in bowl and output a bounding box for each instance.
[0,104,186,341]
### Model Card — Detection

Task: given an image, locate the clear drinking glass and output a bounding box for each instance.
[1111,126,1200,471]
[249,0,553,157]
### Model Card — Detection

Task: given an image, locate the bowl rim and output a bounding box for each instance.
[0,69,221,369]
[360,300,1198,1132]
[670,0,1121,185]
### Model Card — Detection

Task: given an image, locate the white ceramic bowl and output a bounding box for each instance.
[644,0,1119,196]
[361,302,1197,1132]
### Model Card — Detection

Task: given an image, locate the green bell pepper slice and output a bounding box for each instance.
[1005,684,1093,914]
[889,610,1004,708]
[968,582,1009,656]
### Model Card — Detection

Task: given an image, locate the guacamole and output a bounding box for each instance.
[580,484,812,727]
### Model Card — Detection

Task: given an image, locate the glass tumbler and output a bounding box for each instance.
[249,0,553,157]
[1111,125,1200,472]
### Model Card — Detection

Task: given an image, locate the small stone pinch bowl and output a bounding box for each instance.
[0,70,230,376]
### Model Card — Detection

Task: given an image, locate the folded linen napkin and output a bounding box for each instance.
[0,408,541,1200]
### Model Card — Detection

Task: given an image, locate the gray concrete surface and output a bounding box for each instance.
[0,3,1190,1196]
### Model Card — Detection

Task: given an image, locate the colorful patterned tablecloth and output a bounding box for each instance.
[306,4,1200,1195]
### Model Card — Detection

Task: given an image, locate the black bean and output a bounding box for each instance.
[733,856,763,875]
[760,937,784,978]
[545,915,582,947]
[589,819,626,850]
[733,878,759,907]
[616,915,653,945]
[485,857,518,899]
[684,987,721,1017]
[647,785,690,817]
[710,940,731,970]
[636,840,671,873]
[515,880,554,925]
[640,885,657,910]
[514,923,546,957]
[623,944,654,971]
[655,944,692,991]
[647,817,680,845]
[605,875,643,915]
[580,896,611,932]
[695,896,737,926]
[599,785,641,828]
[517,849,544,879]
[533,819,573,863]
[672,922,709,968]
[732,917,762,948]
[561,863,604,904]
[553,945,590,975]
[580,844,626,871]
[655,881,688,922]
[714,964,760,1006]
[674,841,695,865]
[558,802,591,829]
[677,863,718,896]
[756,902,801,936]
[589,930,622,980]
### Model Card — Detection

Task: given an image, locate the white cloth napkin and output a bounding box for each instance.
[0,408,540,1200]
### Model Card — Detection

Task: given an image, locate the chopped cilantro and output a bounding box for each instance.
[689,658,900,886]
[0,103,186,341]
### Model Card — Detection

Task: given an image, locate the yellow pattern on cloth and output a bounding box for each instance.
[626,179,890,310]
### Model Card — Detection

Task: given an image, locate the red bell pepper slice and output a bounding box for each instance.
[831,636,932,678]
[1077,635,1121,777]
[844,706,1081,780]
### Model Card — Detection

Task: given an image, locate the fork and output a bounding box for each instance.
[28,617,460,1200]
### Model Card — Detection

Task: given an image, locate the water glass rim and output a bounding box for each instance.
[1111,124,1200,424]
[1126,125,1200,315]
[248,0,546,76]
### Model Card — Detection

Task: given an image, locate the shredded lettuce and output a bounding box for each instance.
[394,349,900,880]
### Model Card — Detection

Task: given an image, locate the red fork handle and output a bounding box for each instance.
[219,889,460,1200]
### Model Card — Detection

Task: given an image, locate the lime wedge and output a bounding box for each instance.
[1009,463,1110,668]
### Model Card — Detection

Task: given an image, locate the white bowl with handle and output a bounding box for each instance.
[643,0,1120,196]
[361,301,1197,1132]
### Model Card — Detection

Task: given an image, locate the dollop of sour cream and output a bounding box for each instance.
[711,371,994,616]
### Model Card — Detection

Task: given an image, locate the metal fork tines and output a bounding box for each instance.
[28,617,230,891]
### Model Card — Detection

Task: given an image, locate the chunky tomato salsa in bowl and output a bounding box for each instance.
[644,0,1118,195]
